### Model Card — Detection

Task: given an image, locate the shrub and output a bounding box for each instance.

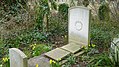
[98,2,110,21]
[4,0,27,5]
[88,53,113,67]
[83,0,89,7]
[58,3,69,14]
[58,3,69,20]
[48,3,69,38]
[31,44,52,57]
[90,21,111,50]
[67,55,76,65]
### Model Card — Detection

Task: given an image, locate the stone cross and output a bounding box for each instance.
[9,48,28,67]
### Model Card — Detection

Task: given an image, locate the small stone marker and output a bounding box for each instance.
[9,48,28,67]
[45,48,70,61]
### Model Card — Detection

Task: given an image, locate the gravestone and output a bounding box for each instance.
[112,38,119,45]
[61,6,90,53]
[110,38,119,62]
[68,6,90,46]
[45,6,90,61]
[111,38,119,50]
[9,48,28,67]
[111,38,119,51]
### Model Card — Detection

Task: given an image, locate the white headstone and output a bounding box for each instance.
[111,38,119,50]
[68,6,90,46]
[113,38,119,45]
[9,48,28,67]
[110,38,119,62]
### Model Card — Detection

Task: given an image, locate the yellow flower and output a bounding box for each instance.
[0,64,3,67]
[92,44,96,48]
[32,45,35,50]
[36,64,38,67]
[50,59,56,64]
[58,58,61,61]
[81,46,86,49]
[88,44,90,47]
[50,59,53,64]
[52,60,56,63]
[2,58,5,61]
[2,57,8,62]
[30,44,36,47]
[84,47,88,50]
[64,35,67,38]
[34,44,36,46]
[81,46,84,48]
[31,44,37,50]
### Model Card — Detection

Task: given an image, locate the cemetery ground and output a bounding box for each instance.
[0,1,119,67]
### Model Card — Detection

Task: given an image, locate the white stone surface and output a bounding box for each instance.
[111,38,119,51]
[113,38,119,45]
[9,48,28,67]
[56,0,70,4]
[68,6,90,46]
[110,38,119,62]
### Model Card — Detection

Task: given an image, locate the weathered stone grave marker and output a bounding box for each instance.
[111,38,119,51]
[110,38,119,63]
[45,6,90,61]
[112,38,119,45]
[68,6,90,46]
[9,48,28,67]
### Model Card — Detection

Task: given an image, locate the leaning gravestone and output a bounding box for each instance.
[45,6,90,61]
[9,48,28,67]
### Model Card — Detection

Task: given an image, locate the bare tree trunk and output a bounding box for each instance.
[46,14,49,33]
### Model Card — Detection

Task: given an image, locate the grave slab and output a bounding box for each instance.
[9,48,28,67]
[45,48,70,61]
[61,43,81,53]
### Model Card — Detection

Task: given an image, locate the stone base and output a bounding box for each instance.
[28,54,50,67]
